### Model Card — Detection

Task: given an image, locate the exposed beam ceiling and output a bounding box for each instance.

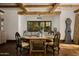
[74,9,79,13]
[49,3,59,13]
[18,11,61,15]
[0,3,79,15]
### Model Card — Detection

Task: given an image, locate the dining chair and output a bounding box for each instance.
[52,32,60,56]
[30,39,46,55]
[15,32,29,55]
[46,32,60,56]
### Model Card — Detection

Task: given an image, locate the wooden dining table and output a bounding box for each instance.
[22,36,53,55]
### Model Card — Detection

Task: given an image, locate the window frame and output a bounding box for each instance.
[27,21,52,32]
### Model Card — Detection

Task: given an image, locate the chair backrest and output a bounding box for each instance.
[53,27,57,36]
[15,32,21,47]
[53,32,60,47]
[31,40,45,50]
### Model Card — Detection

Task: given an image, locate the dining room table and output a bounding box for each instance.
[21,35,54,55]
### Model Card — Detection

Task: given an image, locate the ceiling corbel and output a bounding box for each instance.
[0,9,4,13]
[16,3,27,13]
[74,9,79,13]
[49,3,59,13]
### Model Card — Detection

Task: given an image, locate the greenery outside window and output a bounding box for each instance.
[27,21,52,32]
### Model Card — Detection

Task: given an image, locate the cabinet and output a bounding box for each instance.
[0,12,6,44]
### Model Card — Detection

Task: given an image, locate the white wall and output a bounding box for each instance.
[18,15,58,36]
[18,16,27,36]
[19,7,76,40]
[0,8,19,40]
[0,6,76,40]
[60,7,75,40]
[53,15,60,31]
[6,9,19,40]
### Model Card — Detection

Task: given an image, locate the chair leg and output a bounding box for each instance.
[53,47,60,56]
[20,48,23,56]
[53,50,59,56]
[58,48,60,55]
[16,50,18,56]
[53,49,55,56]
[16,49,20,56]
[16,47,18,55]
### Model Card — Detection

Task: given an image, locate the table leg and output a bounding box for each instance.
[44,40,46,56]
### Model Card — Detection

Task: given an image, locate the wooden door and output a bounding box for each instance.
[0,31,1,44]
[74,14,79,44]
[0,17,1,44]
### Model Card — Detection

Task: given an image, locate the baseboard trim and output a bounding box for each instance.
[60,40,74,43]
[0,43,6,46]
[60,40,65,43]
[0,40,16,45]
[6,40,16,43]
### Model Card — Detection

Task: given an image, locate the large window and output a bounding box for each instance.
[27,21,52,32]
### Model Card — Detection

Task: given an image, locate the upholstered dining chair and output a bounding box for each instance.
[30,39,46,55]
[52,32,60,55]
[15,32,29,55]
[46,32,60,56]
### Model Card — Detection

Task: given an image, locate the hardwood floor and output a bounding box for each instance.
[0,41,79,56]
[60,44,79,56]
[0,41,16,56]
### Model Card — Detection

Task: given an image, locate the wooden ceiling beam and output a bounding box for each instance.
[0,5,52,8]
[0,9,4,13]
[18,11,61,15]
[0,4,79,8]
[49,3,59,13]
[16,3,27,13]
[24,5,52,8]
[0,5,18,8]
[60,5,79,7]
[49,3,56,12]
[74,9,79,13]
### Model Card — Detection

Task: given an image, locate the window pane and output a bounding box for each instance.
[27,21,52,32]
